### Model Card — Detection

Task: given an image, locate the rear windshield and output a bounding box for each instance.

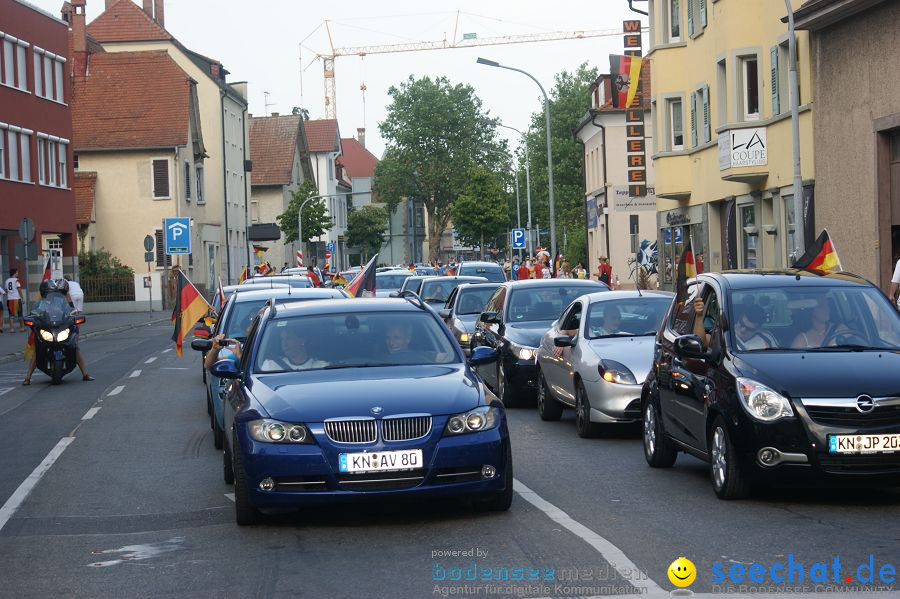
[456,287,497,315]
[255,311,461,372]
[420,279,472,304]
[376,273,412,289]
[458,265,506,282]
[508,284,602,322]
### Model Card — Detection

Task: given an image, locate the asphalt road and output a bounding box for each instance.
[0,324,897,598]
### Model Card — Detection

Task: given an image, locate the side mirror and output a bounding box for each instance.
[74,315,86,326]
[191,339,213,352]
[479,311,500,324]
[469,345,499,366]
[673,335,717,361]
[553,335,575,348]
[438,308,451,319]
[209,359,241,379]
[389,291,400,298]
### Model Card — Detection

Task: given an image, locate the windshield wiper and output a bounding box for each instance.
[807,344,889,352]
[322,363,393,370]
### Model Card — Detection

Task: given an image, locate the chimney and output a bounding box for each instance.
[105,0,117,8]
[271,112,279,117]
[71,0,88,77]
[357,127,366,148]
[142,0,153,17]
[153,0,165,27]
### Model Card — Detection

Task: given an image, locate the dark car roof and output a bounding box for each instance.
[270,297,429,319]
[231,288,342,303]
[421,276,487,283]
[703,269,871,290]
[501,279,608,289]
[456,282,501,290]
[459,261,501,267]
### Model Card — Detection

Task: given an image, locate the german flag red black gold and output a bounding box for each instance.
[609,54,643,109]
[345,254,378,298]
[792,230,842,273]
[171,270,214,356]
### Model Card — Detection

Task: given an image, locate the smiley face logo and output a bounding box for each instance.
[668,557,696,587]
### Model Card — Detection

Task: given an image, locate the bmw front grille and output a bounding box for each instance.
[382,415,432,442]
[323,416,433,443]
[324,418,377,444]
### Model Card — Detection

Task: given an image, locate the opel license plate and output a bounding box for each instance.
[829,434,900,454]
[339,449,422,473]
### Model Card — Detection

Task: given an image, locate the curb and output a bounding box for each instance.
[0,317,170,366]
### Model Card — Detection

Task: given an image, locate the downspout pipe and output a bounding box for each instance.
[242,106,251,273]
[592,113,610,269]
[220,92,232,284]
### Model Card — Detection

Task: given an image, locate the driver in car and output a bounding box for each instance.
[260,328,328,371]
[693,298,770,350]
[385,322,451,362]
[593,305,631,336]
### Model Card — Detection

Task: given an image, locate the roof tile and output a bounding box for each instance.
[249,115,302,186]
[86,0,172,42]
[74,171,97,225]
[336,137,378,179]
[305,119,339,153]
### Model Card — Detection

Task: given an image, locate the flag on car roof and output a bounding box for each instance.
[792,229,842,273]
[674,239,697,309]
[609,54,643,109]
[238,266,248,283]
[345,254,377,298]
[171,270,214,356]
[216,276,226,311]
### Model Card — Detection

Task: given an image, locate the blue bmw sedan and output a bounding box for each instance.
[210,296,511,525]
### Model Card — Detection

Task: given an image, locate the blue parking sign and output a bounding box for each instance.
[511,228,526,249]
[164,217,191,254]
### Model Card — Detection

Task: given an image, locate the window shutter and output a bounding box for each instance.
[152,159,169,198]
[690,92,698,147]
[687,0,694,36]
[184,162,191,199]
[700,0,707,28]
[702,85,710,143]
[770,46,779,115]
[154,229,172,267]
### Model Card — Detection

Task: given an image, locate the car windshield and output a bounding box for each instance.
[728,286,900,351]
[376,273,412,289]
[459,265,505,282]
[420,279,471,304]
[508,285,599,322]
[225,300,268,341]
[254,311,460,372]
[456,287,497,315]
[586,297,671,338]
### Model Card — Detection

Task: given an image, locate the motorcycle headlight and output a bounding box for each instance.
[40,329,54,342]
[736,377,794,422]
[444,406,500,436]
[598,360,637,385]
[56,329,70,342]
[247,419,313,444]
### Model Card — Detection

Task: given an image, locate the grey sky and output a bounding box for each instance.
[32,0,647,157]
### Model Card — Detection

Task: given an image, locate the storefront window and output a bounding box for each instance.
[741,205,758,268]
[784,197,801,265]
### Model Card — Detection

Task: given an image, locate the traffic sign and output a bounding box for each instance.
[164,217,191,254]
[144,251,155,263]
[511,228,526,249]
[18,217,35,242]
[327,241,336,253]
[143,235,154,252]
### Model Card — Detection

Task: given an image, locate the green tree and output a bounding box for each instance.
[451,166,509,259]
[78,248,134,276]
[276,180,333,244]
[374,75,507,259]
[347,204,388,261]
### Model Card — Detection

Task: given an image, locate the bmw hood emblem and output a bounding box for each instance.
[370,406,383,415]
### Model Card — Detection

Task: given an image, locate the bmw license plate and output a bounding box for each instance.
[829,434,900,454]
[339,449,422,473]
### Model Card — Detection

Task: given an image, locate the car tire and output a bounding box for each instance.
[497,362,520,408]
[223,434,235,485]
[232,432,261,525]
[202,359,207,385]
[212,414,224,450]
[574,381,601,438]
[709,417,751,500]
[206,388,213,418]
[537,371,563,421]
[643,397,677,468]
[474,443,513,512]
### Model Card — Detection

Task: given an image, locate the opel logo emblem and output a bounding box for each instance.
[370,406,383,415]
[856,395,876,414]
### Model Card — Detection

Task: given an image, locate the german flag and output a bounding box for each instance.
[253,245,268,261]
[216,276,226,311]
[171,270,214,356]
[792,230,842,273]
[675,239,697,307]
[238,266,248,283]
[345,254,377,298]
[609,54,643,109]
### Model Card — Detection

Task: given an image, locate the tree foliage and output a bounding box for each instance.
[276,180,333,243]
[78,248,134,276]
[451,166,509,258]
[347,204,388,261]
[374,76,508,258]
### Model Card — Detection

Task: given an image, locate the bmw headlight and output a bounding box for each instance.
[40,329,54,342]
[444,406,500,436]
[736,377,794,422]
[247,419,313,443]
[510,342,537,361]
[56,329,70,342]
[598,360,637,385]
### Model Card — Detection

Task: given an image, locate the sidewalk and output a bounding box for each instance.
[0,311,170,364]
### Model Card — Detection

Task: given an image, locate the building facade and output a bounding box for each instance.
[793,0,900,288]
[646,0,814,287]
[1,0,77,306]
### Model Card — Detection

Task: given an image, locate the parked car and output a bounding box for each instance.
[642,269,900,499]
[193,287,349,450]
[397,275,427,296]
[375,270,415,298]
[210,297,511,525]
[471,279,608,407]
[439,282,501,355]
[536,291,673,437]
[457,261,507,283]
[418,276,488,308]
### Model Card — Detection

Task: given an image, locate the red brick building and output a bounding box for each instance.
[0,0,76,305]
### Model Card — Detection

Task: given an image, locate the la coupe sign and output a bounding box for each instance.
[718,127,767,170]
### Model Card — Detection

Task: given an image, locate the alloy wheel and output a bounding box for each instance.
[712,427,727,490]
[644,404,656,457]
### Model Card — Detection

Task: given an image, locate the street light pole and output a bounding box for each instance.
[784,0,805,258]
[478,58,555,262]
[496,122,533,256]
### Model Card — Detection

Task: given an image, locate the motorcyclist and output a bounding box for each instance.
[23,279,93,385]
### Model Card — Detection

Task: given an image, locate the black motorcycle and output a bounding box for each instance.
[23,293,85,385]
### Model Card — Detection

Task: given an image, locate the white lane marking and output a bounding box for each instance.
[129,370,141,378]
[224,493,235,502]
[162,348,172,353]
[0,388,12,397]
[161,367,188,370]
[107,385,125,396]
[144,357,157,364]
[513,479,665,597]
[0,437,75,533]
[81,407,101,420]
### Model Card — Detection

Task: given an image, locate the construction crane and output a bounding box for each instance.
[304,18,641,120]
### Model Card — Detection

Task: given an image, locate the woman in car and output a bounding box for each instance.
[790,297,848,348]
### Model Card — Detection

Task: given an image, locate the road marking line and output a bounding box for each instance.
[224,493,235,502]
[513,478,665,597]
[0,437,75,533]
[144,357,157,364]
[81,407,101,420]
[129,370,141,378]
[0,388,12,397]
[108,385,125,396]
[162,348,172,353]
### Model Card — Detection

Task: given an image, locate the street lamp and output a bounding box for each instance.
[496,122,533,256]
[477,57,557,263]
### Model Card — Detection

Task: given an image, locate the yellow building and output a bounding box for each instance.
[646,0,814,285]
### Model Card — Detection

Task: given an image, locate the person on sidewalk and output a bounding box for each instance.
[597,257,613,287]
[5,269,26,332]
[889,254,900,308]
[0,280,6,333]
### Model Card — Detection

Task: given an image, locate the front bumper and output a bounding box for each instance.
[235,421,510,508]
[505,357,538,391]
[582,378,642,423]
